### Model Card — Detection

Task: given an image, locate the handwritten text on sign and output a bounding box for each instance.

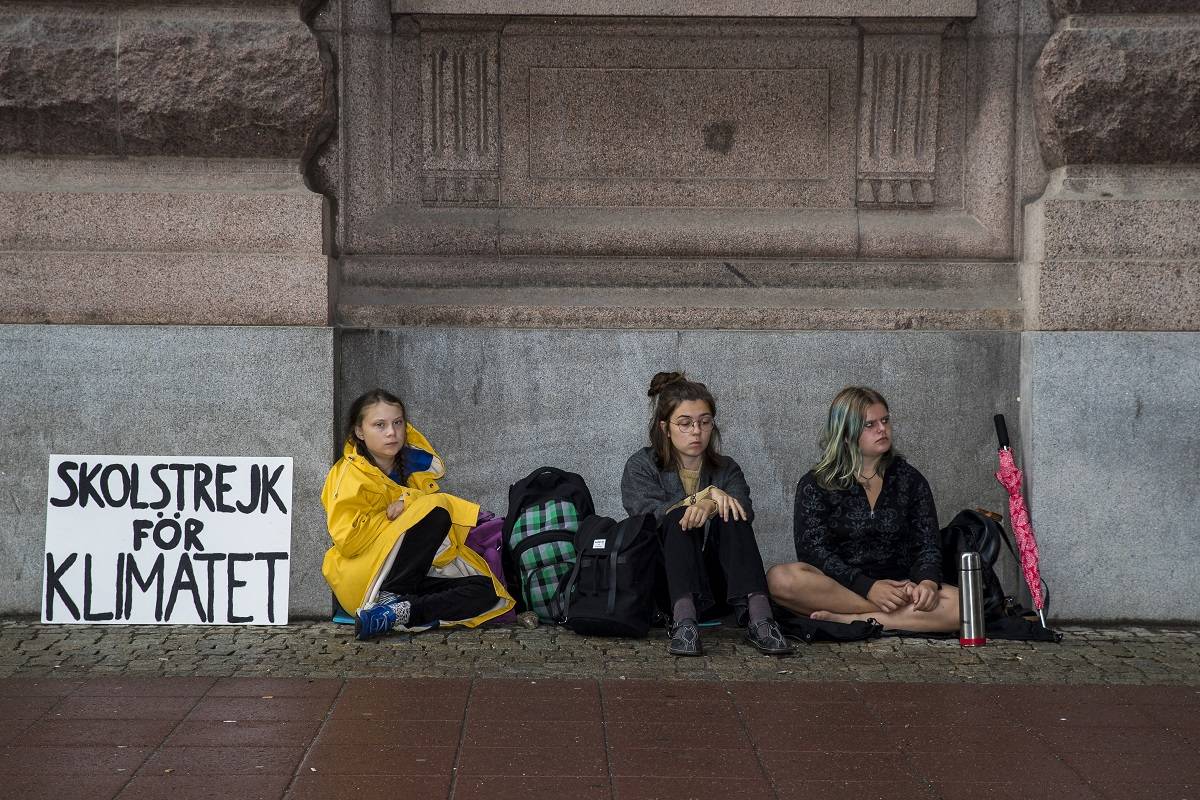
[43,456,293,625]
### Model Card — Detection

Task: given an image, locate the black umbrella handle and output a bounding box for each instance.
[994,414,1010,450]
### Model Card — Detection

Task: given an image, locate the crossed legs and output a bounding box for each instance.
[767,561,959,633]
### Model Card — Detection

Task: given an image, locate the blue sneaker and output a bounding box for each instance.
[355,603,399,640]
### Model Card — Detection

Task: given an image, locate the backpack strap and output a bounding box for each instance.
[606,519,628,616]
[995,517,1018,562]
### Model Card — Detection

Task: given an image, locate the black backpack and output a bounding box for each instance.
[556,514,661,637]
[940,509,1015,621]
[502,467,596,617]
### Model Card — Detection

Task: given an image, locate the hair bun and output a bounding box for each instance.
[648,371,686,397]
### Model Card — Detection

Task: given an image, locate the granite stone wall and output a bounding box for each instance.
[1017,2,1200,621]
[2,0,1198,625]
[338,328,1023,585]
[0,325,336,617]
[1022,332,1200,622]
[0,2,331,327]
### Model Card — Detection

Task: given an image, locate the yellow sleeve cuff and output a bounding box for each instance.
[666,485,715,513]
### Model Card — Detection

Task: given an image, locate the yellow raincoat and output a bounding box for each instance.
[320,424,513,629]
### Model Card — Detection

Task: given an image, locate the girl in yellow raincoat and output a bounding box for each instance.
[321,389,513,639]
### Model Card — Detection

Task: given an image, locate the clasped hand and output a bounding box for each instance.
[867,578,940,613]
[679,487,747,531]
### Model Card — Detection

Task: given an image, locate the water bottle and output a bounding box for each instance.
[959,551,986,647]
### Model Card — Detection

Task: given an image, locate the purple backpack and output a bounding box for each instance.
[466,515,516,623]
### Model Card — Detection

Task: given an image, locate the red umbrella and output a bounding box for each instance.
[993,415,1048,627]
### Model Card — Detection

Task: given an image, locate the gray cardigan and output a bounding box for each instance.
[620,446,755,524]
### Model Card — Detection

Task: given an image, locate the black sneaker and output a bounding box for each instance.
[745,618,793,655]
[667,618,703,657]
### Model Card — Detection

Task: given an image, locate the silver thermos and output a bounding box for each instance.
[959,551,986,647]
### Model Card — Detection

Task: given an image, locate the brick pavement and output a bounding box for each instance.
[2,620,1198,800]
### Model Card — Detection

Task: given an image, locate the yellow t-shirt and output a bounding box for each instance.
[679,467,700,498]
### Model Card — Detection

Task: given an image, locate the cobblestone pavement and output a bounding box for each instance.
[3,619,1198,684]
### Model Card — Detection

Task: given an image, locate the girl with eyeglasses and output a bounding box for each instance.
[767,386,959,632]
[620,372,792,656]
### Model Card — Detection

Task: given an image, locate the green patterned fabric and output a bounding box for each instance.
[511,499,580,621]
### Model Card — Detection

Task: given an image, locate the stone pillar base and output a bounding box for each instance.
[1022,166,1200,332]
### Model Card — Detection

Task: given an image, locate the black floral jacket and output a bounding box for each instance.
[792,456,942,598]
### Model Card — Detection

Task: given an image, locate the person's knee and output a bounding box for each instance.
[939,584,959,613]
[766,562,804,598]
[663,506,688,525]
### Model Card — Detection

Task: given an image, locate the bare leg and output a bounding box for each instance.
[767,562,876,616]
[811,585,960,633]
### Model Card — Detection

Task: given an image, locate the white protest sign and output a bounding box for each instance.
[43,455,292,625]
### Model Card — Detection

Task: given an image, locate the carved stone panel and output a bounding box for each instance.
[420,26,499,205]
[500,20,858,208]
[857,31,943,207]
[527,67,830,181]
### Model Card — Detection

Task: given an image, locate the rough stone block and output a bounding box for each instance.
[0,4,325,158]
[1021,332,1200,622]
[0,325,335,617]
[338,328,1020,575]
[1035,17,1200,167]
[0,10,119,155]
[117,14,324,158]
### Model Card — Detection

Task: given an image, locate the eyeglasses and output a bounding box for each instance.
[670,416,715,432]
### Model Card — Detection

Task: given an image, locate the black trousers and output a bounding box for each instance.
[660,506,769,618]
[379,506,498,626]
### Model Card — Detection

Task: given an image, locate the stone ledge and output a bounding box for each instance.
[340,302,1020,331]
[1048,0,1199,17]
[0,157,323,255]
[342,256,1016,289]
[339,257,1019,330]
[393,0,978,17]
[339,286,1020,330]
[1,252,328,326]
[0,156,307,193]
[354,207,1003,260]
[0,190,323,254]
